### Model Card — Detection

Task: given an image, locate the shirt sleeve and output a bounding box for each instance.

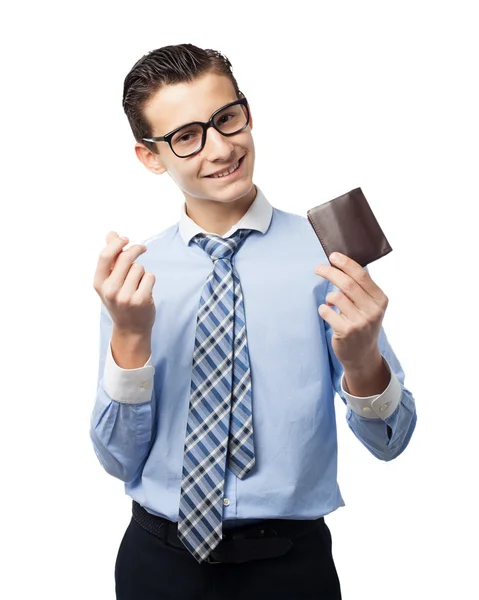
[89,301,157,483]
[323,270,417,461]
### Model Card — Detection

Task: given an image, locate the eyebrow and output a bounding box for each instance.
[165,100,237,135]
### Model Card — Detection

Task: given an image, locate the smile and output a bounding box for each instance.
[207,155,245,179]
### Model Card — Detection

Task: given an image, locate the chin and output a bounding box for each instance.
[215,181,255,203]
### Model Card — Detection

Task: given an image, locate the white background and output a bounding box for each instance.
[1,1,478,598]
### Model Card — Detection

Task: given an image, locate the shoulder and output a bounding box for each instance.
[272,206,319,239]
[140,222,178,249]
[267,206,328,263]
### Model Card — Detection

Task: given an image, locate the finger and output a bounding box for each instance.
[93,235,130,291]
[108,244,147,291]
[318,303,348,334]
[325,290,360,323]
[329,253,387,306]
[118,266,156,305]
[106,231,128,244]
[136,271,156,300]
[120,262,147,297]
[315,264,371,312]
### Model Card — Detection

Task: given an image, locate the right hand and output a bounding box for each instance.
[93,231,156,335]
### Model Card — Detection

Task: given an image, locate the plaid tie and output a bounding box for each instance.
[178,228,256,563]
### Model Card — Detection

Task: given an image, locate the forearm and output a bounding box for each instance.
[347,389,416,461]
[90,385,155,482]
[338,343,417,460]
[90,336,156,482]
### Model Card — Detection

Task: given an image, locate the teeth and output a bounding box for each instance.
[210,159,240,178]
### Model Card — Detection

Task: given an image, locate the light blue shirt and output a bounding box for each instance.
[90,184,417,527]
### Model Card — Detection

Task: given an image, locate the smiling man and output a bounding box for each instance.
[90,43,417,600]
[137,71,256,236]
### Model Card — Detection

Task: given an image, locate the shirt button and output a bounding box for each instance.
[140,381,150,389]
[223,498,230,507]
[379,403,389,412]
[362,406,372,413]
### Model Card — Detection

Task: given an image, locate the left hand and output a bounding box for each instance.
[314,252,388,368]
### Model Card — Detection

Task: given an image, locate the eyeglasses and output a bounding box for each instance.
[142,97,250,158]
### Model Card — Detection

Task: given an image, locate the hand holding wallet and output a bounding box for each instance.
[307,188,392,267]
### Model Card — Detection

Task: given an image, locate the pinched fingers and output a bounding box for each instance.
[120,261,156,301]
[93,234,145,296]
[93,233,129,292]
[104,244,147,296]
[92,231,156,335]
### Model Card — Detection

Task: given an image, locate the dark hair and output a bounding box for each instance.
[122,43,242,153]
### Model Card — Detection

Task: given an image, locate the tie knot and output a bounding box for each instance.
[192,229,253,261]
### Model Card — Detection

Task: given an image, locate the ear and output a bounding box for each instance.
[135,142,167,175]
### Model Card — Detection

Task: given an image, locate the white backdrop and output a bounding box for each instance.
[1,1,478,598]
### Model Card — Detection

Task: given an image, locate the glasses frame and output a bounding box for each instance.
[142,96,250,158]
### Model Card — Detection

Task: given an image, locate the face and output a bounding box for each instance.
[135,72,256,206]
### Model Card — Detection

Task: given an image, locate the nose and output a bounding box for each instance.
[202,125,235,162]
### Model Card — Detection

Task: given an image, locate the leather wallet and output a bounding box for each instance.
[307,187,392,267]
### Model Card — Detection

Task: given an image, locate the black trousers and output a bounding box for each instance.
[115,517,342,599]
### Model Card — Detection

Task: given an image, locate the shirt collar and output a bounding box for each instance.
[179,185,273,246]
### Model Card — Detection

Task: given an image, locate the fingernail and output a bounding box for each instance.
[120,236,129,241]
[330,252,341,262]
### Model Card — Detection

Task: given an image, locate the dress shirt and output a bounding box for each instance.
[90,184,417,527]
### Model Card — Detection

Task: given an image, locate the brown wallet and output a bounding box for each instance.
[307,187,392,267]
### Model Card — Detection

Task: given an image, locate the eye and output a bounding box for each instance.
[179,133,194,143]
[217,113,234,126]
[174,131,200,145]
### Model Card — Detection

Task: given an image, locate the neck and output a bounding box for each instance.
[185,185,257,237]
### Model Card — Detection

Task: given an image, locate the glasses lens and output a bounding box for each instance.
[171,123,204,157]
[170,102,249,158]
[214,102,248,135]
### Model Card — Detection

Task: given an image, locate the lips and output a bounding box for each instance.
[205,155,245,178]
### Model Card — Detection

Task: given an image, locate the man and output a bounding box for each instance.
[90,43,417,599]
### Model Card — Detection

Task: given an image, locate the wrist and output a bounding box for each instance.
[342,348,383,377]
[111,327,152,369]
[342,351,390,397]
[112,326,152,341]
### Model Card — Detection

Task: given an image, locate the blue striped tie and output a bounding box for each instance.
[178,229,256,563]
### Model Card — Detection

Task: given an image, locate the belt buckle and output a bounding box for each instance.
[204,535,227,564]
[204,553,221,565]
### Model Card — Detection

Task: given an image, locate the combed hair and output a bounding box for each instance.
[122,43,242,153]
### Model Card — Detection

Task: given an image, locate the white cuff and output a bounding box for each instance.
[341,356,402,420]
[103,341,155,404]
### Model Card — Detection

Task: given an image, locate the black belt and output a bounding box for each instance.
[132,500,324,564]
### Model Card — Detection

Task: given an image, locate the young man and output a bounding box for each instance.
[91,43,417,599]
